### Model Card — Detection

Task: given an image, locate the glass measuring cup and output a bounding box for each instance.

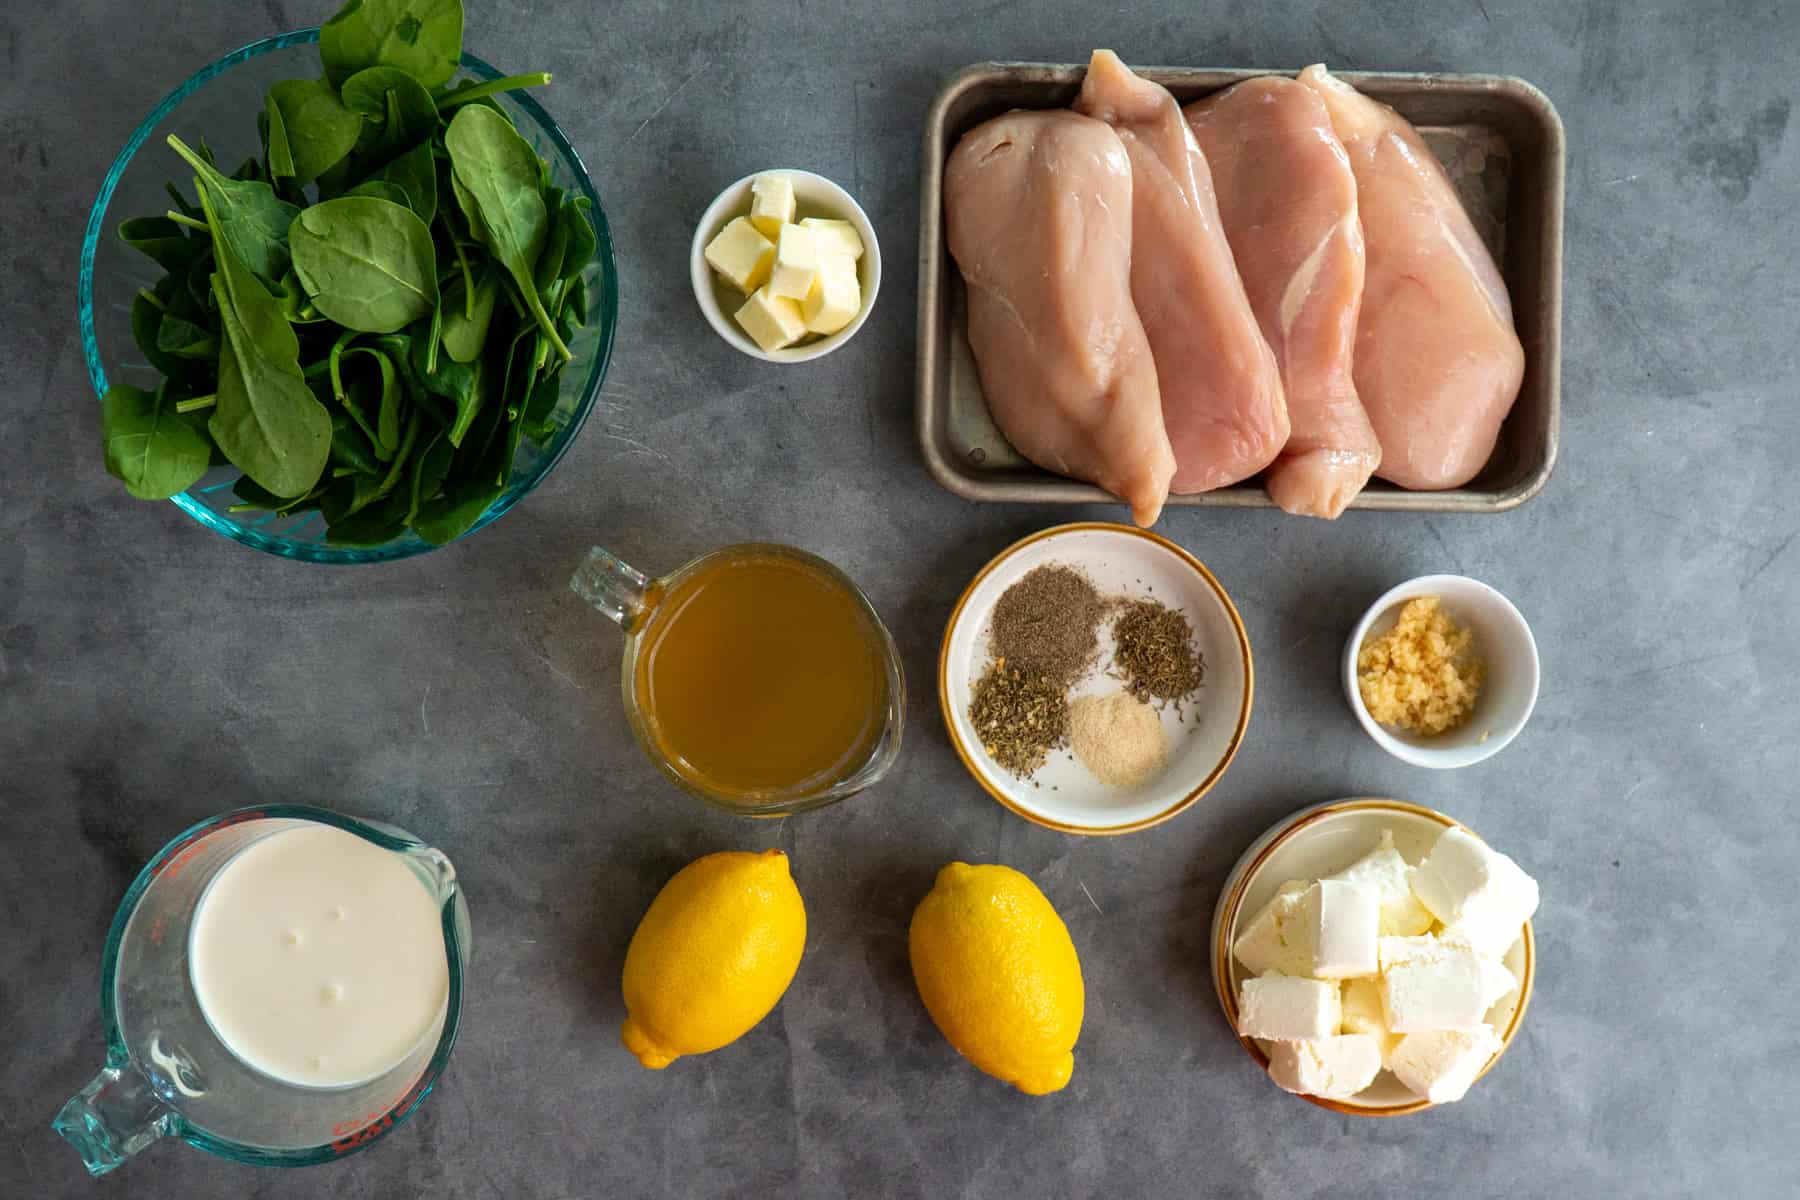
[53,805,470,1175]
[570,542,906,816]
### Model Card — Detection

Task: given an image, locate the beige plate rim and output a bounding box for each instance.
[936,522,1254,836]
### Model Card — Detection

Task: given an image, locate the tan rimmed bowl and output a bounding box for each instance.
[1210,798,1536,1116]
[938,523,1253,835]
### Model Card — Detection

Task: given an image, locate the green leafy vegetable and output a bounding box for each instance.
[320,0,464,89]
[445,105,570,362]
[264,94,297,179]
[101,384,213,500]
[289,196,439,333]
[103,0,594,549]
[201,187,332,498]
[166,134,301,284]
[342,65,438,162]
[268,79,363,185]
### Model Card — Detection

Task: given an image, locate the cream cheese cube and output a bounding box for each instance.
[1266,1035,1384,1100]
[703,217,775,293]
[769,223,822,301]
[1340,977,1400,1063]
[1389,1025,1503,1103]
[1232,881,1313,978]
[800,217,864,260]
[733,286,808,353]
[1378,936,1492,1033]
[1305,879,1380,979]
[1238,974,1341,1042]
[1409,827,1539,955]
[802,255,861,335]
[1327,830,1435,936]
[749,174,795,238]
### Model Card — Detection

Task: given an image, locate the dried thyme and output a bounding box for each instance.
[969,663,1069,777]
[1112,599,1204,706]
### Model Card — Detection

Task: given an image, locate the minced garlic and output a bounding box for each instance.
[1356,597,1484,736]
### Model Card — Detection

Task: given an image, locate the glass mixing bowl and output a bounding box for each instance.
[78,29,617,563]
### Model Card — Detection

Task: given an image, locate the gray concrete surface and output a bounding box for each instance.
[3,0,1797,1196]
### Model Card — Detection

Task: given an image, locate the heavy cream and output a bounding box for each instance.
[188,824,449,1089]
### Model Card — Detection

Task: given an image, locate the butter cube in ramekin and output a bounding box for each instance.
[703,217,775,293]
[749,174,795,238]
[734,286,808,353]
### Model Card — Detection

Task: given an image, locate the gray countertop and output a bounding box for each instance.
[3,1,1796,1196]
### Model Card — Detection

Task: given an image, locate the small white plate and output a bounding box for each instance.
[1343,574,1540,769]
[1210,798,1536,1115]
[688,168,881,363]
[938,523,1252,835]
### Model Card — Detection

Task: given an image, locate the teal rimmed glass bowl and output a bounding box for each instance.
[79,29,617,563]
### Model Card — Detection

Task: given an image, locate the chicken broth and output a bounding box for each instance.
[633,550,889,799]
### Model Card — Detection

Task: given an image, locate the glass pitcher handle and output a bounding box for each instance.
[53,1062,177,1176]
[570,546,652,631]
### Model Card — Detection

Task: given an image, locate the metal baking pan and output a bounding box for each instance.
[915,62,1565,514]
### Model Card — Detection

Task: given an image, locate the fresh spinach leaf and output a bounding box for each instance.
[290,196,439,333]
[557,196,597,286]
[412,471,500,545]
[329,409,382,475]
[155,314,219,360]
[200,187,332,498]
[101,384,212,500]
[444,105,570,362]
[347,179,412,206]
[167,134,300,284]
[320,0,464,90]
[361,140,437,223]
[407,332,482,446]
[532,185,568,294]
[342,65,438,162]
[441,267,496,363]
[118,216,201,272]
[268,79,363,186]
[264,93,296,179]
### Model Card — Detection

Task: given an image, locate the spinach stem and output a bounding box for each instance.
[174,394,217,414]
[434,73,552,111]
[136,287,167,313]
[164,211,211,233]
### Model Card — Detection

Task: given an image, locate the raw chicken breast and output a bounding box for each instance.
[945,109,1175,526]
[1187,78,1382,519]
[1072,50,1288,494]
[1298,65,1526,490]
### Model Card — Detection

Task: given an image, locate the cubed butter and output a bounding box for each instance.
[802,254,861,335]
[749,174,795,238]
[1388,1025,1503,1104]
[769,224,822,301]
[1340,977,1401,1064]
[1327,830,1435,936]
[1305,879,1380,979]
[800,217,864,260]
[1266,1035,1384,1100]
[1378,935,1492,1033]
[733,286,808,353]
[703,217,775,293]
[1409,827,1539,956]
[1238,973,1341,1042]
[1232,881,1313,978]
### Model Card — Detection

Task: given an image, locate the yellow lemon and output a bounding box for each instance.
[620,849,806,1069]
[908,862,1084,1095]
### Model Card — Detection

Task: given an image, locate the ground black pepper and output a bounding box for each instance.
[988,565,1104,688]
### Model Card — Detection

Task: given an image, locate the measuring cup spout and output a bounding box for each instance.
[570,546,652,631]
[54,1062,178,1176]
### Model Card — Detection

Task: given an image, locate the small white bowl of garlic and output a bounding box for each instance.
[689,169,881,363]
